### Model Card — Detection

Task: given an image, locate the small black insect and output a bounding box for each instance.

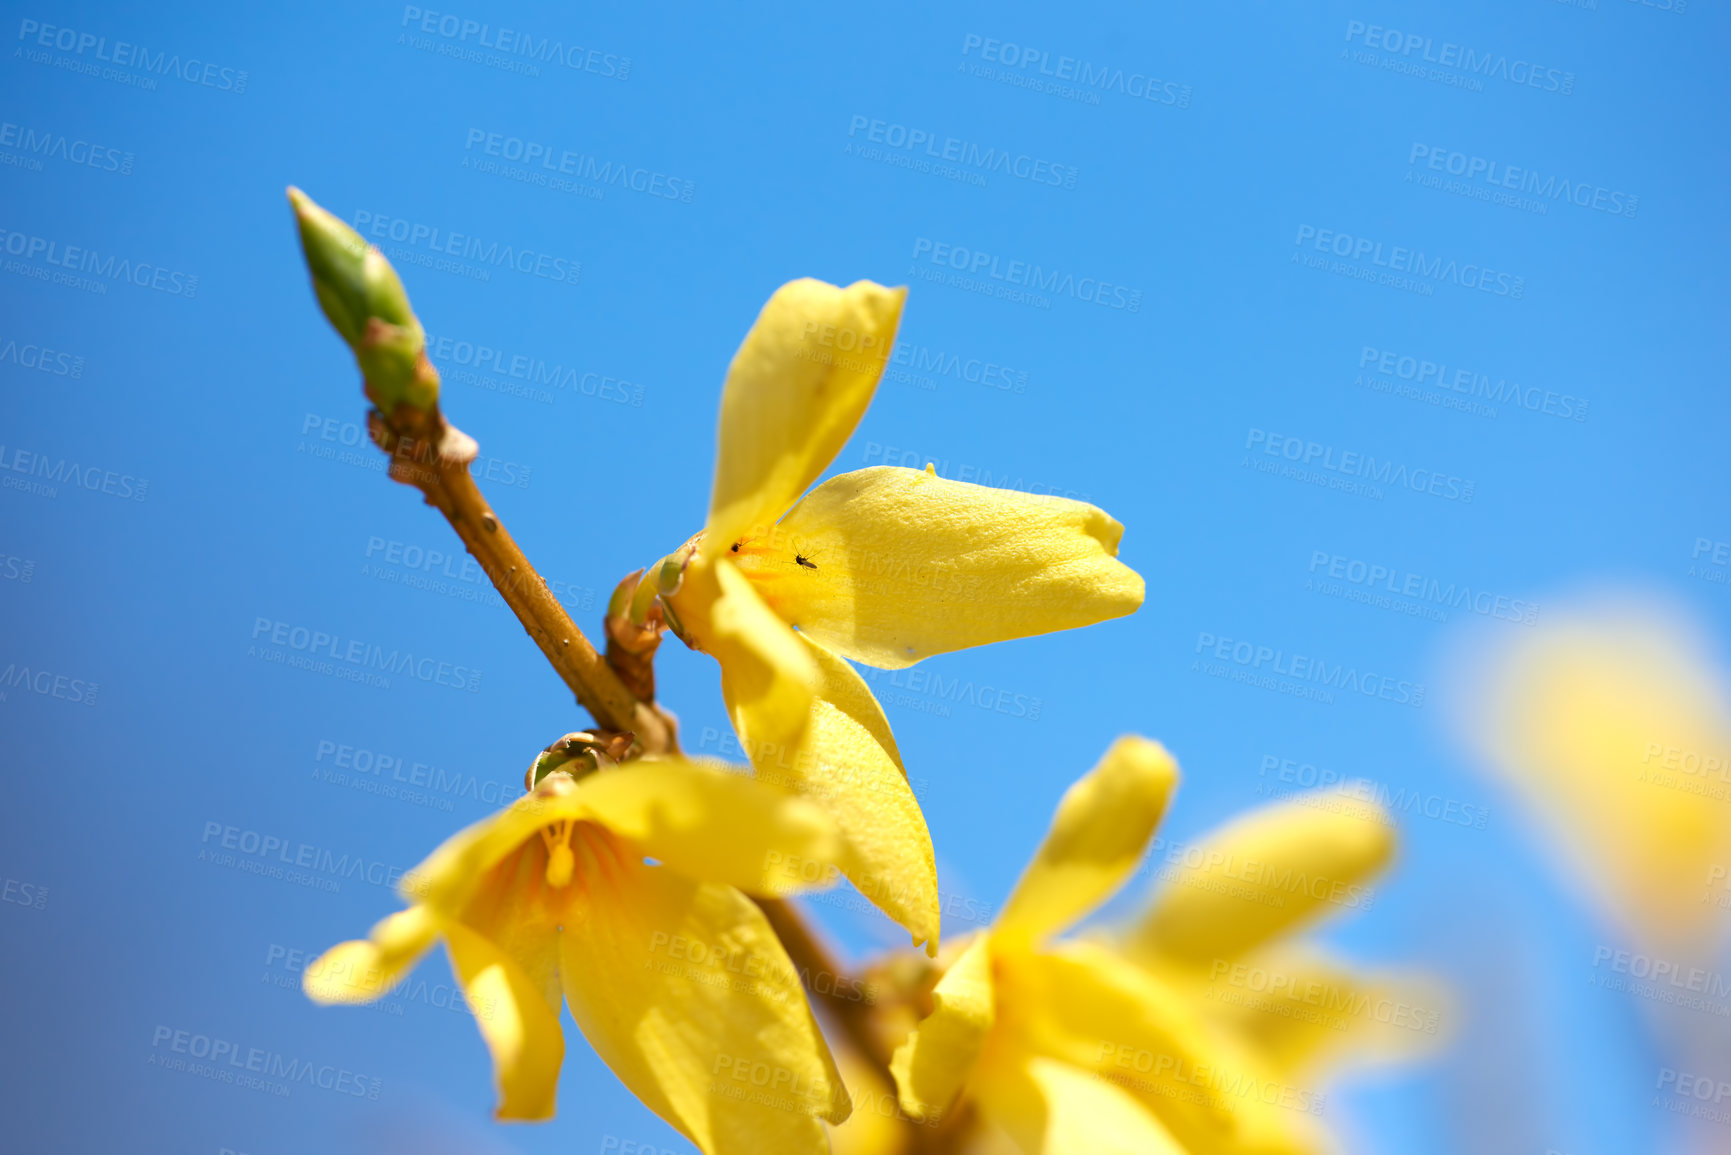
[795,554,818,570]
[730,542,740,552]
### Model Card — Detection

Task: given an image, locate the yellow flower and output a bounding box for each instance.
[889,738,1327,1155]
[1121,794,1446,1086]
[1458,601,1731,952]
[304,758,853,1154]
[662,278,1146,953]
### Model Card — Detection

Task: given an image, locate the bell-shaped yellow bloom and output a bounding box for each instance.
[304,759,853,1155]
[665,278,1146,954]
[889,738,1328,1155]
[1458,602,1731,952]
[1122,795,1446,1086]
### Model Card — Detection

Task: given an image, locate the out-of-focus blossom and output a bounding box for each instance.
[1123,796,1449,1087]
[1459,601,1731,952]
[889,738,1332,1154]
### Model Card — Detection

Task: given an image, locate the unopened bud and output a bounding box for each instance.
[629,567,662,627]
[607,570,642,622]
[524,731,633,792]
[657,544,694,595]
[288,186,439,416]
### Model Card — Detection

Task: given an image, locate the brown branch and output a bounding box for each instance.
[363,411,966,1142]
[758,898,974,1150]
[363,406,946,1137]
[367,406,677,756]
[907,1099,975,1154]
[756,896,897,1070]
[369,406,907,1101]
[295,196,939,1145]
[603,569,666,704]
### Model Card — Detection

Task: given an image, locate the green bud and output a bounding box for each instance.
[523,732,632,792]
[629,566,662,627]
[607,571,640,621]
[527,744,600,790]
[288,186,438,415]
[657,548,690,595]
[288,187,368,344]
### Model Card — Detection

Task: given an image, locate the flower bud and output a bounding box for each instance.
[523,731,634,791]
[287,186,439,415]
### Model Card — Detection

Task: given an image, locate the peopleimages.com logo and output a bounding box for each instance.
[845,115,1078,188]
[149,1025,380,1098]
[0,118,132,175]
[248,618,482,693]
[910,237,1142,311]
[1342,20,1574,95]
[0,660,98,705]
[1407,143,1637,219]
[1307,549,1537,625]
[1357,346,1587,421]
[398,6,630,78]
[958,34,1192,108]
[1294,225,1524,299]
[462,128,694,202]
[0,444,149,501]
[1245,429,1476,504]
[422,331,645,407]
[1194,631,1426,708]
[0,336,84,378]
[349,210,580,286]
[0,226,199,297]
[15,18,249,92]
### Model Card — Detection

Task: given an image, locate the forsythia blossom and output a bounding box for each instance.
[1120,795,1446,1096]
[660,278,1145,952]
[1461,601,1731,953]
[304,759,853,1154]
[889,739,1437,1154]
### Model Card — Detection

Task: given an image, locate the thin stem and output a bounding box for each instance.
[363,404,920,1115]
[907,1098,975,1154]
[757,896,896,1070]
[372,409,676,755]
[759,898,965,1149]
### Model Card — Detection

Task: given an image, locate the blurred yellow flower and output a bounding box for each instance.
[662,278,1145,954]
[1459,601,1731,952]
[1122,795,1447,1088]
[889,738,1331,1155]
[304,759,852,1155]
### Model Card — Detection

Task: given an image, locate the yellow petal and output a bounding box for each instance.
[442,919,566,1121]
[303,905,440,1005]
[1002,942,1325,1155]
[890,933,996,1121]
[707,278,905,551]
[1464,605,1731,951]
[401,775,589,915]
[827,1046,916,1155]
[728,633,940,952]
[455,839,567,1018]
[1193,945,1450,1080]
[739,466,1143,669]
[997,943,1234,1150]
[1127,795,1395,969]
[996,737,1179,946]
[573,757,843,897]
[407,745,841,916]
[971,1052,1186,1155]
[560,853,848,1155]
[697,556,820,756]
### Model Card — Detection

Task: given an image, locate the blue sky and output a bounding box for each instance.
[2,1,1727,1152]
